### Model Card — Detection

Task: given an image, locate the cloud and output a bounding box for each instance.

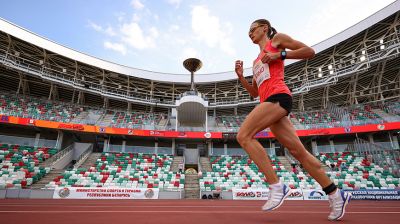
[131,0,145,10]
[120,22,158,49]
[115,12,126,22]
[182,47,198,58]
[169,24,180,32]
[104,41,127,55]
[301,0,394,45]
[88,21,116,37]
[88,21,102,32]
[166,0,182,8]
[191,5,235,55]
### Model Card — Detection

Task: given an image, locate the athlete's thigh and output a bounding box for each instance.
[239,102,287,137]
[269,116,302,149]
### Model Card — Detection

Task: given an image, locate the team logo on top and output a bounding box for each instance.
[58,187,70,198]
[144,189,155,199]
[344,127,351,133]
[204,132,212,138]
[377,124,385,130]
[128,129,133,135]
[99,127,106,133]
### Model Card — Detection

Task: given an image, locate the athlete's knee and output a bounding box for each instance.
[236,130,251,146]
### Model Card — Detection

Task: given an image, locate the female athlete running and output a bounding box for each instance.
[235,19,351,221]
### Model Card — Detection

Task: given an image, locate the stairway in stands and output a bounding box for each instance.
[78,152,102,169]
[170,156,184,172]
[184,174,200,199]
[199,157,212,172]
[30,169,64,189]
[278,156,293,171]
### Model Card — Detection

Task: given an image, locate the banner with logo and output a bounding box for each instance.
[53,187,159,199]
[303,189,328,200]
[1,115,399,139]
[286,188,304,200]
[232,188,269,200]
[344,189,400,200]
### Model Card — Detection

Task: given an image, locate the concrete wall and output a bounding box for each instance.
[0,189,182,199]
[73,143,92,160]
[52,149,74,169]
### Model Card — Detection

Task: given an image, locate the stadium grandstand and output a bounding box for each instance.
[0,0,399,212]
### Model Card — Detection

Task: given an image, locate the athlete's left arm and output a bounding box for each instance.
[273,33,315,60]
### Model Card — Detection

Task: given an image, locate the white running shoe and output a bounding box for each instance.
[262,184,291,211]
[328,190,352,221]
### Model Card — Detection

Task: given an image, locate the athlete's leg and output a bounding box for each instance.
[270,116,351,220]
[236,102,287,184]
[269,116,332,187]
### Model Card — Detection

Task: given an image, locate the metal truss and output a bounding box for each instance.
[0,11,399,113]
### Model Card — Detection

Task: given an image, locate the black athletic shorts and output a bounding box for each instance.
[264,93,293,115]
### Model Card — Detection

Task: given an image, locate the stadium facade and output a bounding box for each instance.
[0,1,399,199]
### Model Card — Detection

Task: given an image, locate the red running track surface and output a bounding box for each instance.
[0,199,399,224]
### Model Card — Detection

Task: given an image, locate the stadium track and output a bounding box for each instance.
[0,199,399,223]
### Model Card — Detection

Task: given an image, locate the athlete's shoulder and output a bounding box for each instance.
[272,33,292,41]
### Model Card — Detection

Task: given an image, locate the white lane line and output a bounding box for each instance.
[1,204,399,209]
[0,211,399,214]
[0,205,399,209]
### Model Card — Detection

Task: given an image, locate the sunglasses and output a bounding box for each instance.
[248,24,265,36]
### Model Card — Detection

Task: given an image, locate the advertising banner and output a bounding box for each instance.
[286,188,304,200]
[344,189,400,200]
[232,188,269,200]
[303,189,328,200]
[0,115,399,139]
[53,187,159,199]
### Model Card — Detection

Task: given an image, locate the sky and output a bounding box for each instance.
[0,0,396,74]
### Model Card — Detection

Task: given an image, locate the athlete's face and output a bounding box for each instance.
[249,23,266,43]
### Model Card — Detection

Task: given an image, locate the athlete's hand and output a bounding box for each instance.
[261,50,280,64]
[235,60,244,79]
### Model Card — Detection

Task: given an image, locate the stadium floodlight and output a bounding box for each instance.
[380,45,385,50]
[62,68,67,73]
[380,39,384,44]
[360,55,366,62]
[362,50,366,55]
[318,67,322,72]
[39,60,43,65]
[329,70,334,75]
[81,76,85,81]
[318,73,322,78]
[14,51,20,57]
[118,85,122,89]
[328,64,333,70]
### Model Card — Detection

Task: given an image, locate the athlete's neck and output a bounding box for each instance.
[258,37,270,53]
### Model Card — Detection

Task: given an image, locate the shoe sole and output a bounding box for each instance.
[329,193,352,221]
[262,188,291,211]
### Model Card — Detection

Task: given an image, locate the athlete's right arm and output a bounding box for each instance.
[235,60,258,97]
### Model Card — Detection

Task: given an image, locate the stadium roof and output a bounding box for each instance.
[0,1,399,83]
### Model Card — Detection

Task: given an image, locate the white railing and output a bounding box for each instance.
[46,144,74,168]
